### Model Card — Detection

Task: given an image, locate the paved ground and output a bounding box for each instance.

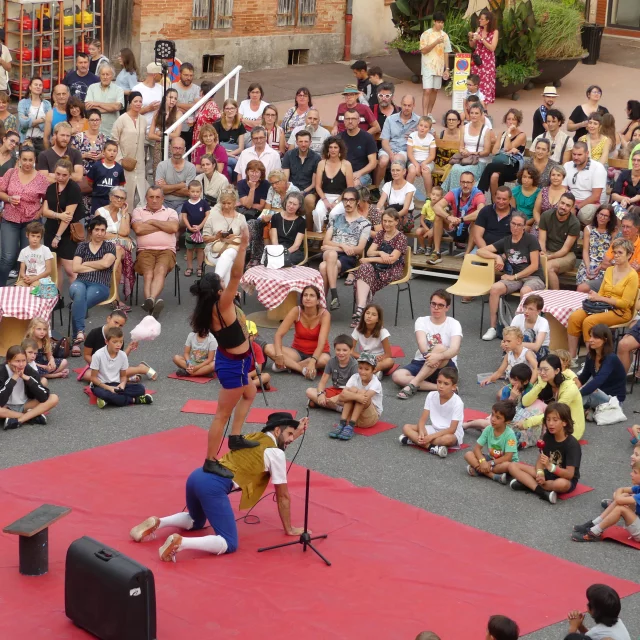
[600,35,640,69]
[2,263,640,639]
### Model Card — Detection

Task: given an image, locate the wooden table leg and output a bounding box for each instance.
[247,291,300,329]
[0,317,31,357]
[547,314,568,351]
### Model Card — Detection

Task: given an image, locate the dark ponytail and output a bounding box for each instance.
[189,273,222,337]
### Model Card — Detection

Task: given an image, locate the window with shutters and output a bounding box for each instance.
[191,0,211,30]
[277,0,317,27]
[214,0,234,29]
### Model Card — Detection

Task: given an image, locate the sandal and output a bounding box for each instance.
[114,301,131,312]
[184,268,193,277]
[397,383,418,400]
[350,306,364,329]
[128,375,142,383]
[344,273,355,286]
[197,268,202,278]
[140,361,158,381]
[73,332,85,345]
[71,345,81,358]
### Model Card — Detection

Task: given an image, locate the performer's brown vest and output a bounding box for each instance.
[220,432,278,510]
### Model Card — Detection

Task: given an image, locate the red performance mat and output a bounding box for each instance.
[354,421,397,436]
[167,372,215,384]
[390,345,405,358]
[602,526,640,550]
[1,426,638,639]
[181,399,218,414]
[385,363,400,377]
[464,408,489,421]
[247,407,297,423]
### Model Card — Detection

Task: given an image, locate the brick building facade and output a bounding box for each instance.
[132,0,347,75]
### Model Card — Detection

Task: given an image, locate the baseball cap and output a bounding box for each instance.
[146,62,162,74]
[342,84,360,94]
[357,352,377,367]
[542,86,558,97]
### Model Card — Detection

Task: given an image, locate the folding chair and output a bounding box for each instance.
[68,269,118,337]
[389,247,414,327]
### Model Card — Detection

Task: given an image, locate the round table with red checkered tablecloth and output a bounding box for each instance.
[240,265,326,328]
[0,287,58,356]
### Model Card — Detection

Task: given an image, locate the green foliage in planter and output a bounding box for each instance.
[472,0,540,69]
[532,0,586,59]
[445,10,473,53]
[496,60,540,86]
[387,35,421,54]
[391,0,469,37]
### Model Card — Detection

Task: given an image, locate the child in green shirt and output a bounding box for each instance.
[464,400,519,484]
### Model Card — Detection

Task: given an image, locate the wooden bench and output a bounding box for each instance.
[3,504,71,576]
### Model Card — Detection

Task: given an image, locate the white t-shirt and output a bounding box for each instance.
[90,346,129,384]
[239,99,268,126]
[407,131,436,164]
[288,124,330,153]
[511,313,550,348]
[587,619,631,640]
[351,327,390,358]
[563,160,608,204]
[382,180,416,210]
[0,45,12,92]
[132,82,163,133]
[4,365,28,405]
[413,316,463,365]
[185,331,218,364]
[424,390,464,440]
[262,431,287,485]
[345,372,383,415]
[18,245,53,277]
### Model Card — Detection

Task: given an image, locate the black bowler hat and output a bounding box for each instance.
[261,412,299,432]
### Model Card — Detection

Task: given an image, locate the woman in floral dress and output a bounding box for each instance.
[72,109,107,213]
[468,9,498,105]
[576,204,616,290]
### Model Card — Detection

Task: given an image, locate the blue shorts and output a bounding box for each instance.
[338,253,357,273]
[186,468,238,553]
[215,348,252,390]
[400,358,457,383]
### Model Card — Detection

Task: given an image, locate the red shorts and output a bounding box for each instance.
[325,387,342,399]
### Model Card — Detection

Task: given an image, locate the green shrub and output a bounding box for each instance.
[496,60,540,86]
[444,11,472,53]
[532,0,586,58]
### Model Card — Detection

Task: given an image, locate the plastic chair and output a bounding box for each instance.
[609,291,640,350]
[49,254,64,329]
[133,264,181,306]
[67,269,118,337]
[446,254,496,338]
[388,247,414,327]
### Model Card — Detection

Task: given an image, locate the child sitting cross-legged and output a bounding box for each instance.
[399,366,463,458]
[351,304,394,377]
[90,327,154,409]
[327,352,383,441]
[79,309,157,383]
[25,317,69,379]
[508,401,582,504]
[603,444,640,509]
[21,338,48,388]
[0,345,59,429]
[464,400,519,485]
[173,328,217,378]
[480,327,538,399]
[306,334,357,412]
[571,462,640,544]
[511,294,550,362]
[566,584,631,639]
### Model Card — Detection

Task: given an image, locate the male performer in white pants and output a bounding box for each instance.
[129,412,307,561]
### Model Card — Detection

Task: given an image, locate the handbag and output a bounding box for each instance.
[594,396,627,426]
[121,156,137,172]
[472,52,482,67]
[70,222,86,243]
[53,336,70,359]
[373,241,394,271]
[449,124,484,166]
[262,245,291,269]
[581,299,618,315]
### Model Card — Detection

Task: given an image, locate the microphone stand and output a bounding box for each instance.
[257,468,330,566]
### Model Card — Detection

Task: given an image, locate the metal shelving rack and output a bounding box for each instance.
[4,0,103,101]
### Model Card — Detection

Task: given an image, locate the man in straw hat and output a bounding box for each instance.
[532,86,558,140]
[129,412,308,561]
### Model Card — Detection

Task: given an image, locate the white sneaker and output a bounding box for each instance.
[482,327,497,341]
[8,269,18,278]
[271,363,287,373]
[376,371,383,380]
[159,533,182,562]
[570,357,580,369]
[430,445,448,458]
[398,434,412,445]
[130,516,160,542]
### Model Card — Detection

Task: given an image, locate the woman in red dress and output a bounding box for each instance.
[468,9,498,105]
[192,80,221,146]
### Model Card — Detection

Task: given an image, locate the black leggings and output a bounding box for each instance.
[477,161,520,192]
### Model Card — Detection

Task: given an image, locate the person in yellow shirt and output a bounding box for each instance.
[419,11,451,121]
[415,185,443,254]
[567,238,638,365]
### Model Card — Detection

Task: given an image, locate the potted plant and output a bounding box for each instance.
[388,0,471,83]
[531,0,587,86]
[472,0,540,99]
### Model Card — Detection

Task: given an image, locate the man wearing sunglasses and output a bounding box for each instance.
[562,142,607,225]
[371,82,399,136]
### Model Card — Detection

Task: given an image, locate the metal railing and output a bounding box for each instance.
[163,64,243,160]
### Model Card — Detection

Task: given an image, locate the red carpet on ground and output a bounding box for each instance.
[0,426,638,639]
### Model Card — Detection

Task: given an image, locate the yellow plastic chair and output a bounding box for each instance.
[388,247,414,326]
[67,269,118,337]
[446,254,496,338]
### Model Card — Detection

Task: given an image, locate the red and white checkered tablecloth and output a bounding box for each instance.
[518,290,587,327]
[0,286,58,324]
[240,266,326,310]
